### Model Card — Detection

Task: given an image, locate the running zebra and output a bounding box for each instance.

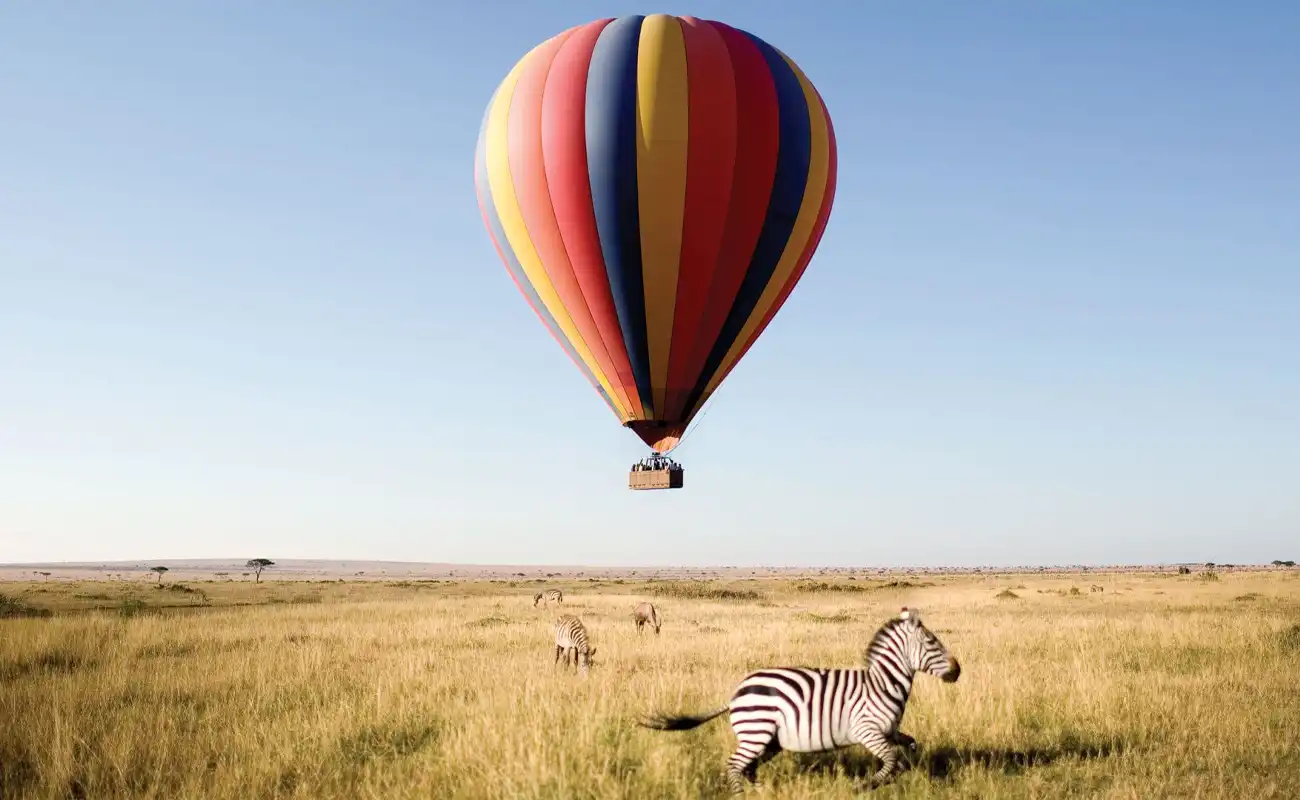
[553,614,596,676]
[632,601,661,635]
[638,607,960,792]
[533,588,563,607]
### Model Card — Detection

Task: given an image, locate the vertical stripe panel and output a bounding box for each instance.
[475,89,620,419]
[541,19,646,418]
[586,16,655,415]
[701,51,833,399]
[634,14,690,418]
[486,44,630,419]
[681,29,812,419]
[708,85,837,402]
[678,20,780,417]
[509,27,637,417]
[663,17,736,421]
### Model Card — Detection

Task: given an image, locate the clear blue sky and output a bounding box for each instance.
[2,1,1297,568]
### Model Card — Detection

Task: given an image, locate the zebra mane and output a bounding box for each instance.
[862,615,911,668]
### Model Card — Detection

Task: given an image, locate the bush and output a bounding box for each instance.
[118,598,148,618]
[0,594,51,619]
[792,579,928,594]
[649,582,762,601]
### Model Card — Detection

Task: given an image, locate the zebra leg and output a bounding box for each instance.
[554,645,563,665]
[724,727,778,794]
[742,738,781,790]
[853,727,902,786]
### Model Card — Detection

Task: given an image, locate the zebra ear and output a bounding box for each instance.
[899,606,921,624]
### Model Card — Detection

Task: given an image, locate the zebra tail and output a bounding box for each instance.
[638,705,729,731]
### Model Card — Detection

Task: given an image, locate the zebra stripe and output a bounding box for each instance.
[534,588,564,607]
[639,607,960,793]
[553,614,596,676]
[633,601,661,635]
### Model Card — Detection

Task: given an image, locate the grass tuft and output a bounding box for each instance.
[338,720,440,763]
[799,611,857,624]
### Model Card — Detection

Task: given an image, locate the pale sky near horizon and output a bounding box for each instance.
[3,1,1298,568]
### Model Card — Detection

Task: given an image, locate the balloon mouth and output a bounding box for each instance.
[624,421,686,454]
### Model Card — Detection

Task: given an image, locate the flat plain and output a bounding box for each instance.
[2,565,1298,799]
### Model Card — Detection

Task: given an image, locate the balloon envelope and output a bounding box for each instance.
[475,14,837,452]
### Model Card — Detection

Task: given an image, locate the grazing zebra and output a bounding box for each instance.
[632,601,661,635]
[553,615,596,676]
[533,588,563,607]
[638,607,960,793]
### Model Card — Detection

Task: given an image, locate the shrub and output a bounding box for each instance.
[649,582,762,601]
[0,594,51,619]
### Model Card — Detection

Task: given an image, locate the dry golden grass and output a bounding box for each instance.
[2,570,1298,798]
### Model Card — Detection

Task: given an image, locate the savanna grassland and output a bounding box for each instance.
[2,569,1298,799]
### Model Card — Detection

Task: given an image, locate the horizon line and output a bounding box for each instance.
[1,557,1284,571]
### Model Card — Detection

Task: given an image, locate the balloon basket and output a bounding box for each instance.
[628,454,684,490]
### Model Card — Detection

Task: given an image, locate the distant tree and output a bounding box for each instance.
[246,558,275,583]
[1272,560,1296,567]
[1177,566,1192,575]
[151,566,169,583]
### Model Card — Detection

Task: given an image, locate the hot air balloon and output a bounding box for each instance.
[474,14,837,490]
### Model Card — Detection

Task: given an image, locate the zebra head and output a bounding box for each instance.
[578,646,597,676]
[872,607,961,683]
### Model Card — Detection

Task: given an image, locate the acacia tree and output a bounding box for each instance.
[246,558,275,583]
[151,566,169,584]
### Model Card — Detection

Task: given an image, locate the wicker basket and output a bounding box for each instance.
[628,467,684,490]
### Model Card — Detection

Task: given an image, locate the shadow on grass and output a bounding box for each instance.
[795,735,1124,782]
[0,649,97,682]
